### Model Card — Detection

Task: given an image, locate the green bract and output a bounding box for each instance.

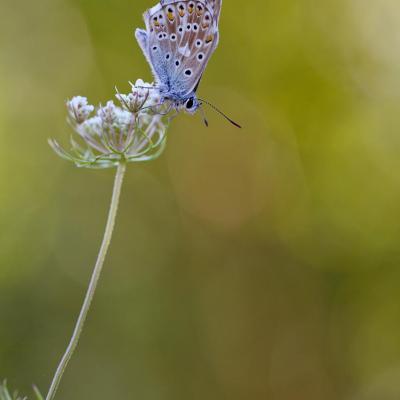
[0,381,43,400]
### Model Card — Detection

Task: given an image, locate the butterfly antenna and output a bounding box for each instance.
[198,98,241,128]
[199,104,209,127]
[128,81,160,90]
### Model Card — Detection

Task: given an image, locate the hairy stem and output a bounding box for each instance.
[45,161,127,400]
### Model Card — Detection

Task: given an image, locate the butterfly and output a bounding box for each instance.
[135,0,235,117]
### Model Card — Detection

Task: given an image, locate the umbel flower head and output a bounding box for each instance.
[50,80,167,168]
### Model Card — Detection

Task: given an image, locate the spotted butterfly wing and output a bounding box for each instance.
[135,0,222,104]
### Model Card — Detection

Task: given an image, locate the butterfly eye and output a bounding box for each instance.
[185,98,194,109]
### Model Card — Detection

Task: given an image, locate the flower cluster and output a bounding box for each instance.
[116,79,161,113]
[50,80,167,168]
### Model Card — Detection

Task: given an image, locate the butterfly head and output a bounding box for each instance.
[177,96,200,115]
[184,96,201,114]
[156,84,200,114]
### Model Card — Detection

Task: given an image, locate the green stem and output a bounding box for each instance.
[45,161,127,400]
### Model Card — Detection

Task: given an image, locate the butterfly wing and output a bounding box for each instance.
[208,0,222,22]
[136,0,222,98]
[135,29,160,82]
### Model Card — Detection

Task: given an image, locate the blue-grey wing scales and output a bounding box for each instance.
[135,0,222,107]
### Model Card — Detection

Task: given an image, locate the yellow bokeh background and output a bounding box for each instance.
[1,0,400,398]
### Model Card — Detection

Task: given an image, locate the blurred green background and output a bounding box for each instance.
[1,0,400,399]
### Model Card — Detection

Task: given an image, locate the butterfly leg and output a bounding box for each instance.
[151,102,173,116]
[168,108,179,125]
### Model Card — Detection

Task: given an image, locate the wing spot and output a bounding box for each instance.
[196,39,202,48]
[152,46,158,51]
[167,8,175,21]
[178,26,184,33]
[153,17,160,27]
[166,53,171,60]
[170,33,177,41]
[186,23,192,31]
[175,60,181,67]
[178,3,185,17]
[184,69,192,76]
[196,3,204,15]
[192,23,199,31]
[197,53,204,61]
[202,14,211,29]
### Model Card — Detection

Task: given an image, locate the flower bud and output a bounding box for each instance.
[66,96,94,124]
[116,79,159,113]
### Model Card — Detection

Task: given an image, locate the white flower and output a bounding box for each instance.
[114,107,134,127]
[116,79,161,113]
[97,101,135,131]
[97,101,118,125]
[50,82,169,169]
[79,116,103,137]
[67,96,94,124]
[133,79,162,107]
